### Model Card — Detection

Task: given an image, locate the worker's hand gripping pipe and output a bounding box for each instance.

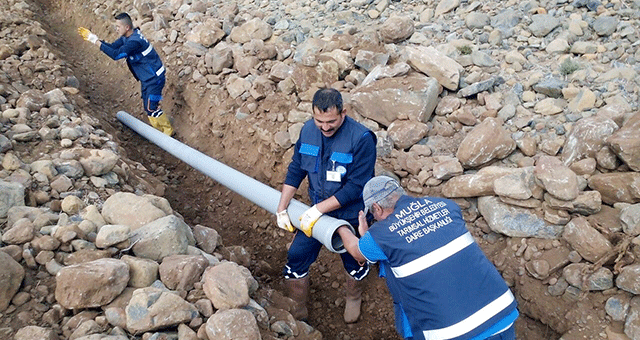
[116,111,355,253]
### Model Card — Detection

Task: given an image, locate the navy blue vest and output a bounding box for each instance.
[298,116,375,221]
[369,195,518,340]
[124,29,165,83]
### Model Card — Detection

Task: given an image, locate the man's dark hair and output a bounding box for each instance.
[115,13,134,30]
[312,88,343,113]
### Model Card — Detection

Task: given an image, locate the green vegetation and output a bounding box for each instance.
[457,45,472,55]
[559,58,581,75]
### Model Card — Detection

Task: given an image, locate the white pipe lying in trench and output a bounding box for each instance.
[116,111,354,253]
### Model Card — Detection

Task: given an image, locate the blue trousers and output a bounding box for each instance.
[283,220,369,280]
[141,75,165,115]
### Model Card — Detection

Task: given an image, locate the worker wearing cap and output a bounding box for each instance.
[275,88,376,323]
[337,176,519,340]
[78,12,174,136]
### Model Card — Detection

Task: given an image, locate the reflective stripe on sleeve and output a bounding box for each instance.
[390,232,474,278]
[155,65,165,76]
[422,290,516,340]
[141,44,153,56]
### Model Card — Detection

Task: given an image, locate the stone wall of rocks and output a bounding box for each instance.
[1,191,317,339]
[3,0,640,338]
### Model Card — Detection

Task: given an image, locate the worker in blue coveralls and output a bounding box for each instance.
[78,13,174,136]
[337,176,519,340]
[276,88,376,323]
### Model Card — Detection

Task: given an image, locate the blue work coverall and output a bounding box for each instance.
[283,116,377,280]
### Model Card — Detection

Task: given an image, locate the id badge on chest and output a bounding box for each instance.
[326,170,341,182]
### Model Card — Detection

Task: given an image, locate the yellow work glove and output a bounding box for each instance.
[299,205,322,237]
[276,210,295,233]
[78,27,99,44]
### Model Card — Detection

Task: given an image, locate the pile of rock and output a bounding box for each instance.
[1,191,321,339]
[3,0,640,337]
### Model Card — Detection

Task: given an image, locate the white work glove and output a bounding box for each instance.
[276,210,295,233]
[299,205,322,237]
[78,27,99,44]
[88,33,99,44]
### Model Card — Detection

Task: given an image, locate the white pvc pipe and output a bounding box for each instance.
[116,111,353,253]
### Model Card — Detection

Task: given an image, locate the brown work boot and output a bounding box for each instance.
[344,275,362,323]
[284,276,310,321]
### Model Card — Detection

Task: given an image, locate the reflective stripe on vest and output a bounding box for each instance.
[390,232,474,278]
[422,290,516,340]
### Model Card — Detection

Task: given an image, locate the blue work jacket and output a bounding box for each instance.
[363,195,518,340]
[99,28,165,83]
[285,116,376,222]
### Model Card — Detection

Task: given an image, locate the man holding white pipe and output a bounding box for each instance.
[276,88,377,323]
[337,176,519,340]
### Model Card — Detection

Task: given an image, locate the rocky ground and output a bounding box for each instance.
[2,0,640,339]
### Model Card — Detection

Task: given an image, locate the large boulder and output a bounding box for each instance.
[78,149,120,176]
[0,180,25,218]
[125,287,199,333]
[351,74,441,127]
[205,309,261,340]
[478,196,564,239]
[456,118,516,168]
[229,18,272,43]
[130,215,195,261]
[607,112,640,171]
[203,262,255,310]
[55,258,129,309]
[405,45,462,90]
[379,15,414,43]
[562,217,613,263]
[0,252,24,311]
[561,116,619,166]
[588,173,640,205]
[101,193,172,230]
[159,255,209,291]
[534,157,579,201]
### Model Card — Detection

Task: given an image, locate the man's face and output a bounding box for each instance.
[313,106,346,137]
[115,20,129,37]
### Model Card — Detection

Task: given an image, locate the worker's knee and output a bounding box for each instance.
[286,243,319,270]
[283,234,322,279]
[288,232,322,260]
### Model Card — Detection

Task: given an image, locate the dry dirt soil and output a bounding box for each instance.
[27,0,583,338]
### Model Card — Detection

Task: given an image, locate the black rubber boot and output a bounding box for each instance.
[285,276,310,321]
[344,275,362,323]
